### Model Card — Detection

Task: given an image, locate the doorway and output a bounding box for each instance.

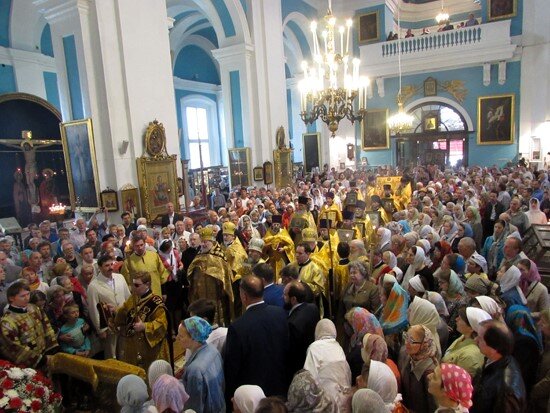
[396,133,468,170]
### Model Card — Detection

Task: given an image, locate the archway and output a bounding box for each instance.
[0,93,68,225]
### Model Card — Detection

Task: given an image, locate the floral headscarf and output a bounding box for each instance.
[286,370,336,413]
[152,374,189,413]
[380,282,409,336]
[361,333,388,363]
[183,316,212,344]
[409,325,437,362]
[519,259,541,294]
[505,304,543,352]
[345,307,383,349]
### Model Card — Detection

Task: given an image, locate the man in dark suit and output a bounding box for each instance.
[160,202,184,227]
[224,275,289,406]
[253,262,284,308]
[284,281,320,376]
[482,190,505,240]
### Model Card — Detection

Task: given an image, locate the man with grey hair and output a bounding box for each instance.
[457,237,477,262]
[70,218,87,250]
[349,239,367,262]
[0,251,21,284]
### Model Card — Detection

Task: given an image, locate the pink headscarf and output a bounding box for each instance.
[519,259,541,293]
[440,363,473,409]
[152,374,189,413]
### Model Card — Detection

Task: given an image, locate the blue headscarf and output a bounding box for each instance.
[183,316,212,344]
[398,220,411,234]
[380,282,409,335]
[461,222,474,238]
[505,304,543,353]
[451,254,466,275]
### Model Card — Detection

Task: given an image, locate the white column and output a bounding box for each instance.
[35,0,180,193]
[286,78,307,162]
[248,0,289,166]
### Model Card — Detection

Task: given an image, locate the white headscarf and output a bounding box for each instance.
[408,297,442,356]
[409,275,426,294]
[147,359,173,389]
[233,385,265,413]
[466,307,492,333]
[377,228,392,251]
[117,375,150,413]
[383,251,398,270]
[499,265,527,304]
[526,198,547,225]
[474,296,501,318]
[367,360,400,409]
[352,389,387,413]
[314,318,337,341]
[402,247,426,290]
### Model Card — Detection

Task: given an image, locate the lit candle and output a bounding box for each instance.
[339,26,345,56]
[346,19,352,54]
[322,30,328,54]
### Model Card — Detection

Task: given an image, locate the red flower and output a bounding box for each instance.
[1,379,14,389]
[25,383,33,392]
[8,397,22,409]
[30,400,42,411]
[34,386,45,398]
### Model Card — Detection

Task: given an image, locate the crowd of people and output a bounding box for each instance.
[0,162,549,413]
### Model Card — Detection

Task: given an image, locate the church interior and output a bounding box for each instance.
[0,0,548,224]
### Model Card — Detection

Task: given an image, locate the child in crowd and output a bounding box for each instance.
[58,304,91,357]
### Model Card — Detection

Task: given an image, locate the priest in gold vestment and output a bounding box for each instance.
[263,215,294,278]
[115,271,169,371]
[187,227,234,325]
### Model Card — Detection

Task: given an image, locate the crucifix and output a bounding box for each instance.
[0,130,61,206]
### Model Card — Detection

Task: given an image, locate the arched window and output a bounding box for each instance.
[407,103,467,133]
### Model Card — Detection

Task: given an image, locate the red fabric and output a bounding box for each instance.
[441,363,473,409]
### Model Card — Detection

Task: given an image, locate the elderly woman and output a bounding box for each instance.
[481,219,507,278]
[472,295,504,321]
[351,389,387,413]
[341,261,380,314]
[116,374,152,413]
[517,259,549,318]
[402,246,433,291]
[379,275,409,358]
[439,217,458,244]
[408,296,443,358]
[286,370,337,413]
[497,263,527,308]
[400,325,438,413]
[361,333,400,389]
[232,385,266,413]
[304,319,352,411]
[442,306,488,380]
[465,206,483,250]
[427,363,474,413]
[345,307,383,383]
[356,359,400,412]
[152,374,192,413]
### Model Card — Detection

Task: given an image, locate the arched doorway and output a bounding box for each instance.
[0,93,68,226]
[395,102,469,169]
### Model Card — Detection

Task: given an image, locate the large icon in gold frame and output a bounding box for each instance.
[273,148,293,188]
[228,147,251,188]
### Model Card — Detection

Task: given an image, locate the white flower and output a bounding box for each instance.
[22,368,36,378]
[24,398,32,406]
[0,396,9,407]
[4,389,18,398]
[7,367,25,380]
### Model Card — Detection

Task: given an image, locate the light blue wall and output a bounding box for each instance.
[212,0,236,38]
[282,0,317,20]
[480,0,522,35]
[174,89,218,160]
[194,27,219,48]
[359,62,521,167]
[41,24,54,57]
[286,20,312,60]
[43,72,60,111]
[174,46,220,85]
[230,70,244,147]
[62,35,84,120]
[0,0,10,48]
[0,64,16,93]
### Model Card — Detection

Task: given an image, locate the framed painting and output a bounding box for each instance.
[477,94,515,145]
[358,11,379,44]
[136,155,179,221]
[253,167,264,182]
[424,77,437,97]
[423,111,439,132]
[273,148,293,188]
[366,211,381,228]
[100,189,118,212]
[228,148,251,188]
[120,187,141,218]
[60,118,100,210]
[361,109,389,150]
[488,0,516,21]
[302,133,321,173]
[263,161,273,185]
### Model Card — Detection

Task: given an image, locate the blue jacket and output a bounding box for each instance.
[263,283,285,308]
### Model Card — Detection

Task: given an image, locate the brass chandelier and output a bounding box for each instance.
[299,0,368,137]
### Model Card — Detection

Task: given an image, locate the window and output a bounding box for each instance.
[186,106,211,169]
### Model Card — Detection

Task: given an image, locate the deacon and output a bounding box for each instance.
[318,191,342,229]
[293,242,328,316]
[263,214,294,278]
[115,271,170,370]
[289,196,316,244]
[188,227,234,325]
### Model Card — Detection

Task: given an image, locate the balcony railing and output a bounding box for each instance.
[360,20,517,77]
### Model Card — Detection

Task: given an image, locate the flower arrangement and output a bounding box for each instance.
[0,360,62,412]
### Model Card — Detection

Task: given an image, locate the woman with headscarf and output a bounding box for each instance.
[437,266,467,340]
[453,205,466,223]
[382,251,398,274]
[408,296,443,358]
[351,389,387,413]
[517,259,549,318]
[179,316,225,413]
[415,239,433,267]
[439,218,458,245]
[402,246,431,291]
[152,374,192,413]
[506,304,544,395]
[232,385,266,413]
[530,308,550,412]
[400,325,438,413]
[361,333,400,390]
[526,197,547,225]
[450,222,472,254]
[304,319,352,412]
[379,276,409,341]
[427,363,474,413]
[345,307,383,382]
[397,220,411,235]
[430,241,452,273]
[497,263,527,308]
[117,374,152,413]
[426,291,450,352]
[286,370,337,413]
[147,359,173,393]
[473,295,504,322]
[465,206,483,250]
[377,227,392,253]
[357,359,401,412]
[406,207,421,233]
[442,306,488,380]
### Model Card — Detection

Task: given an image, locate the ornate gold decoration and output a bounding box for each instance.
[400,84,422,105]
[440,80,468,103]
[144,119,167,158]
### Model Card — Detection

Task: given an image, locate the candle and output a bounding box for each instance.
[322,30,328,54]
[346,19,352,54]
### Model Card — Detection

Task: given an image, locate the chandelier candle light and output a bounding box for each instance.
[435,0,450,24]
[299,0,369,137]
